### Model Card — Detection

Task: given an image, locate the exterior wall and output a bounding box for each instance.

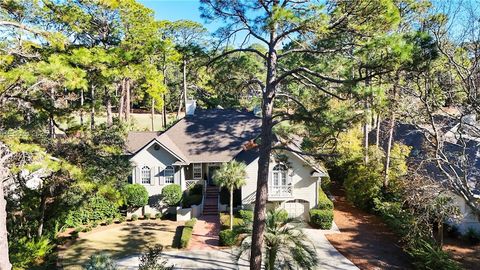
[448,193,480,235]
[129,143,183,214]
[241,151,319,211]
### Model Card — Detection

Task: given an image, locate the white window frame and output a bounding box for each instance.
[164,166,175,184]
[141,166,151,184]
[192,163,202,179]
[272,164,288,186]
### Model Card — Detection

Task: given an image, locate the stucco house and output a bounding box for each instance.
[125,106,328,220]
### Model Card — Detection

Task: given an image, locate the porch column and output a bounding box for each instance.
[180,166,186,190]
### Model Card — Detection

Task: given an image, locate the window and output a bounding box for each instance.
[193,163,202,179]
[272,164,288,186]
[164,166,175,184]
[141,166,151,184]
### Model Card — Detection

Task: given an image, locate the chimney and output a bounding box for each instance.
[186,100,196,116]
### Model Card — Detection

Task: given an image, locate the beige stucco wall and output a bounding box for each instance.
[241,151,319,210]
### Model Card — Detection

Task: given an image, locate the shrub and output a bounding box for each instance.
[131,214,138,221]
[182,194,202,208]
[219,229,237,246]
[189,183,203,196]
[155,213,162,220]
[105,218,113,225]
[64,195,119,227]
[309,209,333,229]
[220,213,243,229]
[9,236,54,269]
[180,227,193,248]
[184,218,197,228]
[162,184,182,206]
[239,210,253,222]
[144,213,151,220]
[117,216,126,223]
[317,188,334,210]
[83,253,117,270]
[138,244,173,270]
[407,239,460,270]
[465,227,480,245]
[123,184,149,210]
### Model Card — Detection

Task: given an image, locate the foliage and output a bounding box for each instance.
[219,229,237,246]
[317,188,334,210]
[239,210,254,223]
[83,253,117,270]
[155,213,162,220]
[464,228,480,245]
[220,213,244,229]
[123,184,149,211]
[138,244,173,270]
[407,240,460,270]
[184,218,197,228]
[64,195,119,228]
[188,184,203,196]
[131,214,138,221]
[309,209,333,230]
[161,184,182,207]
[9,236,54,270]
[144,213,151,220]
[180,227,193,249]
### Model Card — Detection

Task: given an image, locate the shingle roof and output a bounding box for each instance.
[126,109,262,163]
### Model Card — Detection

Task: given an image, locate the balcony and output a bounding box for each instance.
[268,185,293,200]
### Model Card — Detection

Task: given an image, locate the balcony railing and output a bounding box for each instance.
[269,185,293,198]
[186,179,205,189]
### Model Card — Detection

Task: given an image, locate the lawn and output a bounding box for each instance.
[59,219,183,270]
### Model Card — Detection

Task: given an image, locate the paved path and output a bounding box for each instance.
[188,215,221,250]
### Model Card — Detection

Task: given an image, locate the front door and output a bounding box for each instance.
[208,166,220,186]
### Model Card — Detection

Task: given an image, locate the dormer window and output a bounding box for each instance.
[141,166,151,184]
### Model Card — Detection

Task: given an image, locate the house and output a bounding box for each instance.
[373,118,480,234]
[125,106,328,220]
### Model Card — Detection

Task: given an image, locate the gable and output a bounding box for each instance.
[130,140,180,167]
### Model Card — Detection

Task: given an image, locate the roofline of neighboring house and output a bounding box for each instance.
[128,138,187,163]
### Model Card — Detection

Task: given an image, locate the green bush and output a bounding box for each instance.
[64,195,119,227]
[83,253,118,270]
[189,184,203,195]
[309,209,333,229]
[9,236,54,269]
[131,214,138,221]
[155,213,162,219]
[180,227,193,248]
[184,218,197,228]
[219,229,237,246]
[105,218,113,225]
[123,184,149,210]
[317,188,334,210]
[239,210,253,222]
[144,213,151,220]
[117,216,126,223]
[220,213,243,229]
[465,227,480,245]
[162,184,182,206]
[407,239,460,270]
[182,194,202,208]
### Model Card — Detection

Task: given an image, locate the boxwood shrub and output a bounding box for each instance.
[219,229,237,246]
[162,184,182,206]
[184,218,197,228]
[309,209,333,229]
[317,188,334,210]
[180,227,193,248]
[64,195,119,228]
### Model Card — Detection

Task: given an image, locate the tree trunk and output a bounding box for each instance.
[250,45,276,270]
[105,87,112,127]
[125,79,131,122]
[151,98,155,131]
[80,89,84,126]
[230,188,234,230]
[49,88,55,138]
[162,67,168,129]
[90,84,95,130]
[37,192,46,238]
[383,114,395,188]
[375,114,381,147]
[363,102,369,164]
[183,58,188,114]
[176,90,184,119]
[0,159,12,270]
[118,79,125,121]
[438,221,444,247]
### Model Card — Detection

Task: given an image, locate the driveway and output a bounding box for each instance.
[117,226,358,270]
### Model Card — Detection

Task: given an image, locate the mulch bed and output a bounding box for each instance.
[443,236,480,269]
[325,182,413,270]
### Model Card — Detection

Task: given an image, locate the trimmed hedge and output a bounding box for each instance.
[317,188,334,210]
[64,195,119,227]
[219,229,237,246]
[123,184,149,210]
[182,194,202,208]
[162,184,182,206]
[185,218,197,228]
[180,227,193,248]
[309,209,333,229]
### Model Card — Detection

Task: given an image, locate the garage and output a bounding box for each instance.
[283,199,310,220]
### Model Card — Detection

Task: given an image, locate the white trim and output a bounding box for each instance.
[129,139,186,163]
[193,163,202,179]
[141,165,152,185]
[164,165,175,184]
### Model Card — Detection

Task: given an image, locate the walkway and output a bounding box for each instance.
[188,215,221,250]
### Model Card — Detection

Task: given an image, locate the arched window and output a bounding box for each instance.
[164,166,175,184]
[272,164,288,186]
[141,166,151,184]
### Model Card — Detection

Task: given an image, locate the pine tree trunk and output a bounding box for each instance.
[90,84,95,130]
[105,87,112,127]
[0,153,12,270]
[80,89,84,126]
[118,79,125,121]
[363,101,369,164]
[250,44,276,270]
[162,67,168,128]
[151,98,155,131]
[375,114,381,147]
[383,114,395,188]
[176,90,184,119]
[230,188,234,230]
[49,88,55,138]
[125,79,131,121]
[37,192,46,238]
[183,58,188,114]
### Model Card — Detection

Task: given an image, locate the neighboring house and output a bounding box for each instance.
[373,118,480,234]
[125,106,328,220]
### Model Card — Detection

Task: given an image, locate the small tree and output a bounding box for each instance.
[123,184,149,211]
[139,244,173,270]
[161,184,182,207]
[213,161,247,230]
[83,253,117,270]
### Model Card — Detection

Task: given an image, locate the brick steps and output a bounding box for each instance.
[203,186,219,215]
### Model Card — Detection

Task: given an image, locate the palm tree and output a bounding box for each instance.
[237,209,318,270]
[213,160,247,230]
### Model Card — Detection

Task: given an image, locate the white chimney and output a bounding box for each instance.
[186,100,196,116]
